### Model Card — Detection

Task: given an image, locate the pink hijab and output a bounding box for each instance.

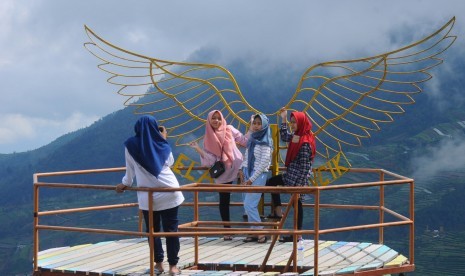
[203,110,235,167]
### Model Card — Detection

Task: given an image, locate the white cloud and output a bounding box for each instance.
[411,137,465,183]
[0,113,99,154]
[0,0,464,153]
[126,29,149,44]
[0,114,35,144]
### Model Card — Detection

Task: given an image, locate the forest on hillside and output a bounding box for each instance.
[1,58,465,274]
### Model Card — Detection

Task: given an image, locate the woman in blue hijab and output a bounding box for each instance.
[116,115,184,275]
[239,114,273,243]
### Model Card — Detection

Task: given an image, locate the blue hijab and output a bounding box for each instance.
[124,115,171,177]
[247,114,273,176]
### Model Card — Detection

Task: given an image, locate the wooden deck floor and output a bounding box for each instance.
[37,237,412,276]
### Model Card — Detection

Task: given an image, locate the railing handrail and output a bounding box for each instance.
[33,166,415,275]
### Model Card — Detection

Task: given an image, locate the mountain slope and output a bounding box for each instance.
[1,61,465,275]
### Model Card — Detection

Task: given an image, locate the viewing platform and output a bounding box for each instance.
[33,167,415,276]
[37,237,411,275]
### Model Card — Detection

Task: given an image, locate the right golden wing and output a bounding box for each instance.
[285,17,457,160]
[84,26,259,146]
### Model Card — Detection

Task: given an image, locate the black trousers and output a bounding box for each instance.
[218,181,233,228]
[142,206,180,265]
[266,174,303,230]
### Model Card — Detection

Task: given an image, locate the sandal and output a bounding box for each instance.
[278,235,293,243]
[257,236,268,243]
[169,266,181,275]
[266,213,283,219]
[146,268,164,275]
[168,265,181,276]
[223,235,233,241]
[243,236,258,243]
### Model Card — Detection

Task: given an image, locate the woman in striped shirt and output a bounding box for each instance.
[240,114,273,243]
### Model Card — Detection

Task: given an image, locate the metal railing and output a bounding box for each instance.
[33,167,415,275]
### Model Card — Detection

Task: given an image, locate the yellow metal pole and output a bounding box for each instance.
[258,194,265,217]
[266,124,280,217]
[257,124,280,217]
[270,124,279,176]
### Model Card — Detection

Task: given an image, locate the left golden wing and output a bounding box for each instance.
[84,26,259,146]
[285,17,457,160]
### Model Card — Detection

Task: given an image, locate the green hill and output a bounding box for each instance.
[1,68,465,275]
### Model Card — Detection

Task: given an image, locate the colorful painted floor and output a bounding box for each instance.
[36,237,411,275]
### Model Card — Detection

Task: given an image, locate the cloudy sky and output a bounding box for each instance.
[1,0,464,154]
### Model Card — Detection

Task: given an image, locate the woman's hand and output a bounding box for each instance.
[158,126,167,139]
[189,141,199,149]
[189,141,205,158]
[248,114,255,132]
[241,180,252,186]
[189,141,201,152]
[280,107,287,122]
[237,170,244,183]
[115,184,127,193]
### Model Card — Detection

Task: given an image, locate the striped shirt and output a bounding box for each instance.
[241,144,272,182]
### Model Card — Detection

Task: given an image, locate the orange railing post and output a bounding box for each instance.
[32,174,39,274]
[410,180,415,265]
[379,170,385,244]
[194,188,199,266]
[314,188,320,275]
[148,191,154,276]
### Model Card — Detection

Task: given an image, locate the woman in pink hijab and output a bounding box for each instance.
[190,110,249,240]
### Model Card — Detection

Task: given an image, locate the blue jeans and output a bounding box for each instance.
[243,169,268,229]
[142,206,180,265]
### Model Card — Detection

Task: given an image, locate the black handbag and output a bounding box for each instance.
[209,142,225,178]
[209,160,225,178]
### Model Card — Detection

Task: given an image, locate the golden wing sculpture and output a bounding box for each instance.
[286,17,456,159]
[84,26,259,146]
[84,17,456,162]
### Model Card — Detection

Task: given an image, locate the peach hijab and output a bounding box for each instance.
[203,110,235,167]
